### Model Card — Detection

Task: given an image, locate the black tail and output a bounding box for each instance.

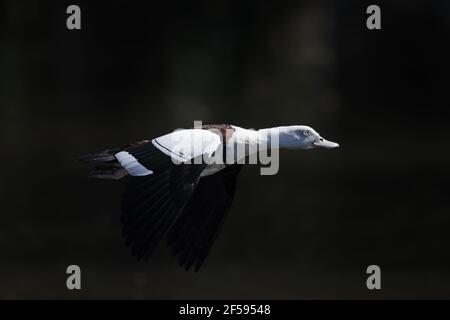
[77,149,128,180]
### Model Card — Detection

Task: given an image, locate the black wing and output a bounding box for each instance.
[166,164,243,271]
[120,141,242,270]
[121,142,207,261]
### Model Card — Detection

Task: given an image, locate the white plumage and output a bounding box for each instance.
[115,151,153,176]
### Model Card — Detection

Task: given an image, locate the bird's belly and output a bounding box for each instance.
[200,164,227,177]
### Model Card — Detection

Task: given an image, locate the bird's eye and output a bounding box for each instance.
[303,130,309,136]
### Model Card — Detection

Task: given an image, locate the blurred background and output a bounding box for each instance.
[1,0,450,299]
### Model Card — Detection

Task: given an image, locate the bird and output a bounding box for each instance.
[78,124,339,271]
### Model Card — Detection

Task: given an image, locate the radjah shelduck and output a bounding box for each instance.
[79,124,339,271]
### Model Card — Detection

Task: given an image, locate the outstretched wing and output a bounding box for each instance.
[121,148,242,269]
[120,142,208,261]
[166,164,243,271]
[117,131,241,270]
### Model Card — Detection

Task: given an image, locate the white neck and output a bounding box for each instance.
[225,126,286,163]
[258,127,290,149]
[230,126,296,147]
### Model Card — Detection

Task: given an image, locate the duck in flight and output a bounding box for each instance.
[79,124,339,271]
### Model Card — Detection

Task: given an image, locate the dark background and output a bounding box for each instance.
[1,0,450,298]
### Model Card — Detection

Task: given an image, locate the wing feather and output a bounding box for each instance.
[167,164,242,271]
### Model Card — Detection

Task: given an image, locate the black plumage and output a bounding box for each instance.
[167,164,242,271]
[116,141,242,270]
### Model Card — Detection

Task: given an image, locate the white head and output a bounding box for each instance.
[276,125,339,150]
